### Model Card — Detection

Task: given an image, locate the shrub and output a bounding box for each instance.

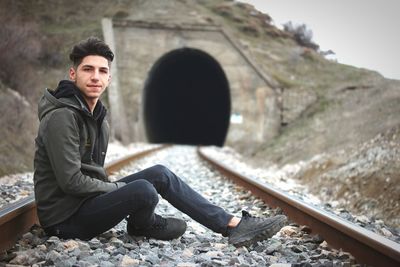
[283,21,319,50]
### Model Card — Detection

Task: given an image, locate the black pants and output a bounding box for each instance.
[45,165,233,240]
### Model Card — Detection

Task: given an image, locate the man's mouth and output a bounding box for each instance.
[87,85,102,89]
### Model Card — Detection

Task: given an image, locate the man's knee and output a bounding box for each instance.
[125,179,159,207]
[151,164,171,176]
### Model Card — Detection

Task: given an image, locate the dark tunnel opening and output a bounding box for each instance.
[143,48,231,146]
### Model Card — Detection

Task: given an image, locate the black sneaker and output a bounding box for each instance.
[228,210,287,247]
[127,214,187,241]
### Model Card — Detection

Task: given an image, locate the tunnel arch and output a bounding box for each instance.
[143,47,231,146]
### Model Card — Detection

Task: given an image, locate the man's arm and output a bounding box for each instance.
[43,109,122,196]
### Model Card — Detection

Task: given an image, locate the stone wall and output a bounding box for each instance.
[104,18,281,146]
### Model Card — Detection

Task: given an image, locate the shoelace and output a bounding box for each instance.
[241,210,253,219]
[225,211,254,236]
[241,210,266,223]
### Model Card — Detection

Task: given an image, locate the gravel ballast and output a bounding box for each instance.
[1,145,396,266]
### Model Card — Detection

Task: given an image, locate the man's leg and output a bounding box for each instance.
[45,179,159,240]
[120,164,288,247]
[119,164,234,235]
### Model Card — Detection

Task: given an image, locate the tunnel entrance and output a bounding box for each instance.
[143,48,231,146]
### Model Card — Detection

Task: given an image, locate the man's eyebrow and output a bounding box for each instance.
[81,64,109,70]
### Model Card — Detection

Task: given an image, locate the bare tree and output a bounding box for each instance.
[283,21,319,51]
[0,13,42,99]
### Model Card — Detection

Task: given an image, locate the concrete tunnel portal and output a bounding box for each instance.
[143,48,231,146]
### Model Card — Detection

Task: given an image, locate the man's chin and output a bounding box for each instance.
[86,92,102,98]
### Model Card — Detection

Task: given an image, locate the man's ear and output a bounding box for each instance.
[69,67,76,81]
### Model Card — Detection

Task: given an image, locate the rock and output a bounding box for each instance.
[213,242,227,249]
[99,261,115,267]
[46,250,62,264]
[312,234,325,244]
[120,255,140,266]
[380,227,393,237]
[181,248,193,258]
[88,238,102,249]
[110,237,124,247]
[9,253,30,265]
[63,240,79,252]
[205,250,222,258]
[265,239,282,254]
[281,225,298,236]
[300,225,312,234]
[291,245,305,253]
[46,236,60,244]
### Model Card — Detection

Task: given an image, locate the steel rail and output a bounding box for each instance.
[198,147,400,267]
[0,144,168,252]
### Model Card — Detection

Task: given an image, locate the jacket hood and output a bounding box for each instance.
[38,80,106,122]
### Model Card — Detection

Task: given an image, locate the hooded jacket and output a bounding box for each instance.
[33,80,122,228]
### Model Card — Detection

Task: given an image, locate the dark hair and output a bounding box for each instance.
[69,37,114,67]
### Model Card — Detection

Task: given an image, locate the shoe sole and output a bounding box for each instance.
[229,215,287,247]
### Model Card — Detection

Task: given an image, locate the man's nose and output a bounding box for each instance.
[91,70,100,80]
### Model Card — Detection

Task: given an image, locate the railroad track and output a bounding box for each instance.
[1,145,399,266]
[198,147,400,267]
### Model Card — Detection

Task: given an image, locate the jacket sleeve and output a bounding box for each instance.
[43,109,119,196]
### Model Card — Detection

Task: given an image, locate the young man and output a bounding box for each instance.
[33,37,287,246]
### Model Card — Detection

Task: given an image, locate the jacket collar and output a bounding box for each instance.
[51,80,107,121]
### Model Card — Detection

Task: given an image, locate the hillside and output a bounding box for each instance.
[0,0,399,227]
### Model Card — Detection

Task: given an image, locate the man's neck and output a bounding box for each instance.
[84,98,98,113]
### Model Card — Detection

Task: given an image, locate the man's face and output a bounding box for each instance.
[69,55,111,105]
